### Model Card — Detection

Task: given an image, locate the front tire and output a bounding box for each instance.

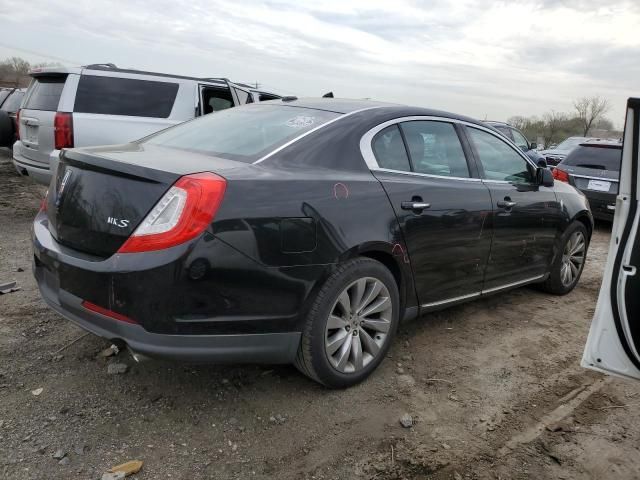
[539,221,589,295]
[294,258,400,388]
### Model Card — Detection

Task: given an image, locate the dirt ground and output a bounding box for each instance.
[1,149,640,480]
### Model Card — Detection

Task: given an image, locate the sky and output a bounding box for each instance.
[1,0,638,127]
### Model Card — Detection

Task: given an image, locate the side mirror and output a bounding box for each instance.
[537,158,548,169]
[537,167,554,187]
[530,142,537,150]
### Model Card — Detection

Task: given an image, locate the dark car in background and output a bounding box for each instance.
[485,121,545,165]
[540,136,596,166]
[552,141,621,221]
[0,87,25,149]
[33,99,593,388]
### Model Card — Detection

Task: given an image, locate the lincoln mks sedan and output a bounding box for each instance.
[33,98,593,387]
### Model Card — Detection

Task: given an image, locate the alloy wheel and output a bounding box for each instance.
[560,231,586,287]
[324,277,393,374]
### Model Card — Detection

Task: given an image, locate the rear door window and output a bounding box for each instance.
[400,121,470,178]
[74,75,179,118]
[563,145,622,171]
[23,76,66,111]
[201,86,234,114]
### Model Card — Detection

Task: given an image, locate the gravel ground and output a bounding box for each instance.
[1,149,640,480]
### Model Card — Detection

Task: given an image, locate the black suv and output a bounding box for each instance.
[552,141,621,221]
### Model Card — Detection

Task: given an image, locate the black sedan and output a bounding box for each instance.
[33,99,593,388]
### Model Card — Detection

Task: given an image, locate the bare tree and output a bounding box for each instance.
[541,111,567,148]
[0,57,31,87]
[573,96,610,136]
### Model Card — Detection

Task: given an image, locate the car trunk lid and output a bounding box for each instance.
[46,143,249,257]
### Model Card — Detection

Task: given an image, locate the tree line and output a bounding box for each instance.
[507,96,616,148]
[0,56,617,148]
[0,56,61,88]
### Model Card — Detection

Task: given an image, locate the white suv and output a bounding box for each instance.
[13,63,281,185]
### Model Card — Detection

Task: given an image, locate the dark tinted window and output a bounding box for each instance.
[145,104,340,163]
[74,75,179,118]
[1,91,24,112]
[468,127,534,183]
[23,76,66,111]
[372,125,411,172]
[400,121,469,177]
[259,93,280,101]
[563,145,622,171]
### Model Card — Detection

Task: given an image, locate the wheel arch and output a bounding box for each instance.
[572,210,594,240]
[345,242,419,321]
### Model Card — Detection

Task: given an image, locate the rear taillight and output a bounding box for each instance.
[81,300,138,324]
[54,112,74,150]
[552,168,569,183]
[117,172,226,253]
[15,109,20,140]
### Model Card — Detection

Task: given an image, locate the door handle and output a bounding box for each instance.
[401,201,431,211]
[497,199,517,209]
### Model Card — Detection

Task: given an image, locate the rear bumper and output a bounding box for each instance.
[12,142,59,185]
[584,192,616,222]
[32,211,311,363]
[37,280,300,363]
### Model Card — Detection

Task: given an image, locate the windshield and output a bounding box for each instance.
[554,137,586,153]
[143,104,341,163]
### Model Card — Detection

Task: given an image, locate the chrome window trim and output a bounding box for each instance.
[374,167,483,182]
[359,115,539,181]
[253,106,383,165]
[570,173,620,183]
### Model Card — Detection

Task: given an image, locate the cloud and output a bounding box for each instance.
[0,0,636,125]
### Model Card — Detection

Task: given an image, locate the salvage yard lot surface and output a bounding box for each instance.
[1,149,640,480]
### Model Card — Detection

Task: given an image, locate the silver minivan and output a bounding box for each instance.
[13,64,281,185]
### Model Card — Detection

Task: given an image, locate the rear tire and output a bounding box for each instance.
[539,221,589,295]
[294,258,400,388]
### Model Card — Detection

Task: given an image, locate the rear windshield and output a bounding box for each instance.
[74,75,179,118]
[143,104,341,162]
[1,91,24,112]
[23,76,66,111]
[563,145,622,171]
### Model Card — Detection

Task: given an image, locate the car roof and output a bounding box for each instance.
[270,97,489,126]
[28,64,278,95]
